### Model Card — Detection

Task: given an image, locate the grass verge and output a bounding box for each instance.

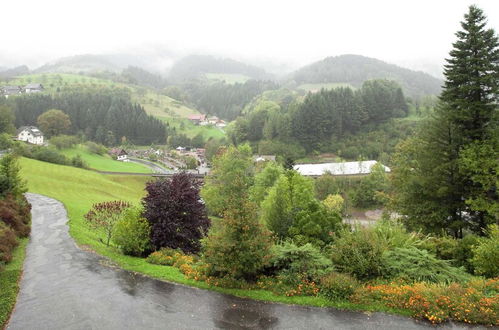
[0,238,28,329]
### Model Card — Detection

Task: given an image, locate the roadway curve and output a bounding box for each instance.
[8,194,479,329]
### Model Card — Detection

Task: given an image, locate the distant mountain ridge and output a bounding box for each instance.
[290,54,443,98]
[168,55,273,82]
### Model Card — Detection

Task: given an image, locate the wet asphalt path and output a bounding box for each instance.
[7,194,481,329]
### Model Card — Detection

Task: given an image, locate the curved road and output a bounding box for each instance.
[8,194,479,329]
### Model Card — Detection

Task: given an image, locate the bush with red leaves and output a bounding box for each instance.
[142,172,210,254]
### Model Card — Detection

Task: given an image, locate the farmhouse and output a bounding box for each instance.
[17,126,44,145]
[108,148,128,161]
[294,160,390,177]
[188,114,207,125]
[25,83,44,93]
[2,86,22,98]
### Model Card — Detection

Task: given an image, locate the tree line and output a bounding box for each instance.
[229,79,409,154]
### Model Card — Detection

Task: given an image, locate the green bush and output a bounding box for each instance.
[471,225,499,278]
[381,247,470,283]
[373,219,426,250]
[270,241,332,284]
[71,155,87,168]
[85,141,107,155]
[320,272,360,301]
[454,234,478,273]
[50,135,80,149]
[330,228,385,280]
[112,207,151,256]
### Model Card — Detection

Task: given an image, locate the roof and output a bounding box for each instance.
[109,148,127,156]
[293,160,390,176]
[25,83,43,89]
[2,85,21,93]
[17,126,43,137]
[188,114,206,121]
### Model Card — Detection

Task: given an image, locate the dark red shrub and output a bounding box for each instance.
[142,173,210,254]
[0,222,18,264]
[0,194,31,237]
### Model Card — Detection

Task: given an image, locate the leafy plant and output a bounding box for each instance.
[84,200,131,246]
[471,225,499,278]
[113,207,151,256]
[330,228,385,280]
[202,197,273,281]
[142,173,210,254]
[381,247,470,283]
[320,272,360,301]
[270,241,332,284]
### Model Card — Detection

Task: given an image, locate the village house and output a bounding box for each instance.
[24,83,44,93]
[294,160,390,177]
[2,86,22,98]
[108,148,128,161]
[187,114,207,125]
[17,126,44,145]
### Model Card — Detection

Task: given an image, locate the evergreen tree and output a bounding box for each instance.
[391,6,498,236]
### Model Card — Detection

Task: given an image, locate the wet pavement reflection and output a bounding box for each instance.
[7,194,482,329]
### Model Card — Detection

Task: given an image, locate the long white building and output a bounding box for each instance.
[293,160,390,177]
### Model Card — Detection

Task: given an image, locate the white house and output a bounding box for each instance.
[24,83,44,93]
[17,126,44,145]
[294,160,390,177]
[109,148,128,161]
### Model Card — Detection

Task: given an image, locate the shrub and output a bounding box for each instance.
[71,155,87,168]
[113,207,151,256]
[472,225,499,278]
[85,141,107,155]
[270,241,332,284]
[27,146,70,165]
[287,201,343,248]
[84,200,131,246]
[320,272,360,301]
[146,248,178,266]
[454,234,479,272]
[0,195,31,237]
[0,222,18,266]
[330,228,385,280]
[202,198,273,281]
[50,135,80,149]
[373,219,426,250]
[143,173,210,254]
[381,247,470,283]
[322,194,345,215]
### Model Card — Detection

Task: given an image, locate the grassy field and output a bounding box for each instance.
[163,118,226,140]
[297,83,355,92]
[17,157,407,316]
[0,238,28,329]
[1,73,200,119]
[59,145,152,173]
[204,73,251,85]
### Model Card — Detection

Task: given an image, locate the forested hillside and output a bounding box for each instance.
[168,55,272,82]
[229,79,411,159]
[291,54,442,98]
[13,92,166,145]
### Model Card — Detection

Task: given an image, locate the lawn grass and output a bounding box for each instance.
[163,118,226,140]
[17,157,410,317]
[59,145,152,173]
[0,238,28,329]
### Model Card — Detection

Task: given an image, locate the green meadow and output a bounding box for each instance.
[59,145,151,173]
[204,73,251,85]
[1,73,200,119]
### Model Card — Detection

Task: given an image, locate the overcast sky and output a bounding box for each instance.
[2,0,498,76]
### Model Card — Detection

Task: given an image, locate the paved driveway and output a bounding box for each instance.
[7,194,479,329]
